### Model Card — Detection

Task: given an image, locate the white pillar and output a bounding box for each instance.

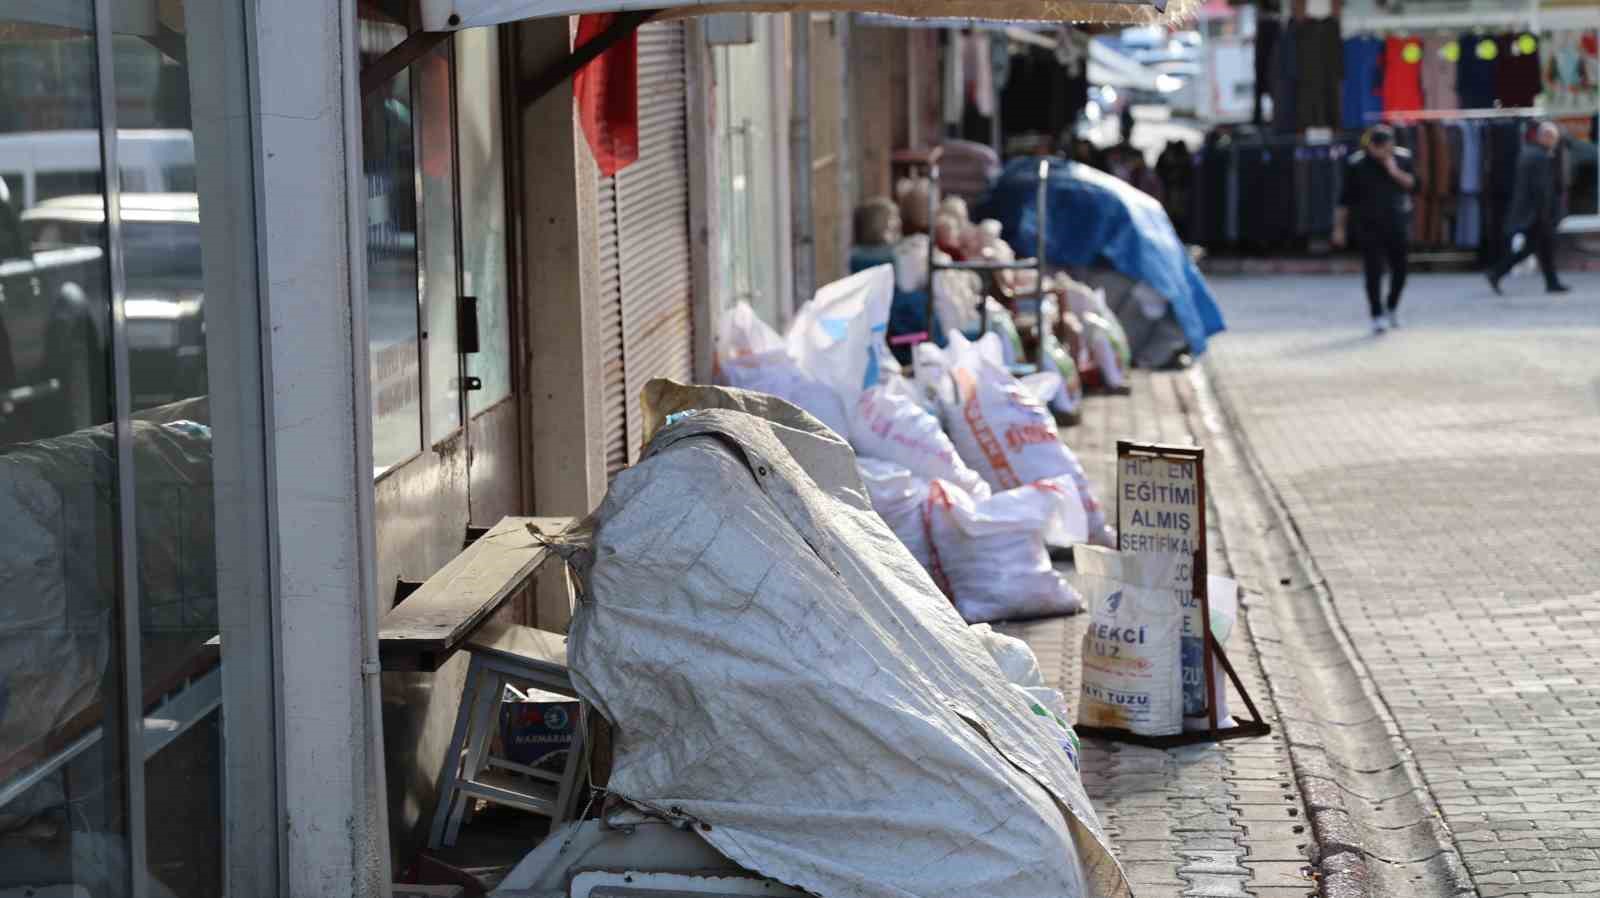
[250,1,390,895]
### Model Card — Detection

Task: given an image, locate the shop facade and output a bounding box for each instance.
[0,1,894,895]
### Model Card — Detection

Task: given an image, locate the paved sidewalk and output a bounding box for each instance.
[1201,272,1600,898]
[1002,372,1319,898]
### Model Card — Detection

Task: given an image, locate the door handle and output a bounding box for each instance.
[456,295,480,355]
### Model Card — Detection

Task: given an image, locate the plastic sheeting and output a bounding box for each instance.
[977,157,1226,357]
[565,379,1131,898]
[0,418,215,780]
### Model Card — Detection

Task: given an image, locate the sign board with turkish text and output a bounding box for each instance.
[1116,442,1209,723]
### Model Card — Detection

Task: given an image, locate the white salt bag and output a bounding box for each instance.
[857,458,933,570]
[939,332,1114,547]
[851,376,989,500]
[787,265,895,413]
[926,479,1084,624]
[1074,546,1185,738]
[716,301,850,438]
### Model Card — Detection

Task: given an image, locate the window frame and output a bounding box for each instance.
[368,18,520,481]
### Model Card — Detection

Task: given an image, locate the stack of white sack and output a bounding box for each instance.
[856,458,933,570]
[850,375,989,499]
[934,331,1117,548]
[715,302,850,437]
[925,477,1086,624]
[715,266,897,439]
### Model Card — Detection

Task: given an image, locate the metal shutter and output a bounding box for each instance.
[596,175,627,476]
[617,20,694,465]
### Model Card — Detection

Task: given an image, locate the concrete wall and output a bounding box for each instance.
[850,24,901,204]
[516,15,608,630]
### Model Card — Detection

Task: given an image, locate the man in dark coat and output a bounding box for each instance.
[1333,125,1420,334]
[1488,122,1571,295]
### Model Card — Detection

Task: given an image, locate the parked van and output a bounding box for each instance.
[0,129,194,211]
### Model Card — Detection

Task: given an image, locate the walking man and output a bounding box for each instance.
[1332,124,1420,334]
[1487,122,1571,295]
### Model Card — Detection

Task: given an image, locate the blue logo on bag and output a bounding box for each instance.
[1106,590,1122,613]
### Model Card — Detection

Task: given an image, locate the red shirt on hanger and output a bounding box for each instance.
[1381,35,1426,113]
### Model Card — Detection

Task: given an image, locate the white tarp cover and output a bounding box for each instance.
[563,378,1131,898]
[423,0,1191,31]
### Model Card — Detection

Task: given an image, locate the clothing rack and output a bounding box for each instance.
[1380,107,1546,123]
[1340,4,1597,36]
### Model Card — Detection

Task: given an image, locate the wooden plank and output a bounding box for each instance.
[378,515,575,671]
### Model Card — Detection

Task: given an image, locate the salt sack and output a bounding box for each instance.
[939,331,1114,545]
[857,458,933,569]
[851,376,989,499]
[938,330,1070,491]
[786,265,895,412]
[971,623,1047,688]
[1075,545,1185,738]
[716,301,850,437]
[926,479,1085,624]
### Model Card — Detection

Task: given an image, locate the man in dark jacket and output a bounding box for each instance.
[1333,125,1420,334]
[1488,122,1571,295]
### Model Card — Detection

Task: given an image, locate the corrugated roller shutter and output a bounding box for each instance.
[617,20,694,465]
[596,175,628,477]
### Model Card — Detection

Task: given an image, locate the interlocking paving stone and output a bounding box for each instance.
[1000,368,1305,896]
[1201,272,1600,897]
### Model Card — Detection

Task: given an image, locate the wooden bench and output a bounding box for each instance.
[379,515,577,672]
[377,515,587,850]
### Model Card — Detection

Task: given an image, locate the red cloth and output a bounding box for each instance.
[1380,35,1425,113]
[573,14,639,177]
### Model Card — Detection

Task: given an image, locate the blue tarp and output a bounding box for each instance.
[976,157,1226,356]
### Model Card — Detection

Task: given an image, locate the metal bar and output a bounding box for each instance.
[1034,157,1049,367]
[930,258,1040,271]
[0,728,105,810]
[1198,451,1217,735]
[1211,641,1268,730]
[93,0,147,893]
[361,28,450,98]
[141,667,226,759]
[518,10,660,109]
[790,11,815,305]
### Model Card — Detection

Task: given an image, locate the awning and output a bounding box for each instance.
[1089,37,1160,92]
[421,0,1191,30]
[996,25,1162,92]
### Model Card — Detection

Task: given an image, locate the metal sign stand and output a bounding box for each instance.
[1074,441,1270,748]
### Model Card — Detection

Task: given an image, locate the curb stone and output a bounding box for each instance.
[1175,363,1475,898]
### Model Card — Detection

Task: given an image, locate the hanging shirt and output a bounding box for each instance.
[1381,35,1426,113]
[1420,33,1460,110]
[943,34,965,127]
[1272,22,1299,133]
[1296,19,1345,130]
[1255,17,1281,124]
[1342,36,1384,129]
[1496,32,1543,108]
[1456,32,1500,109]
[965,32,995,119]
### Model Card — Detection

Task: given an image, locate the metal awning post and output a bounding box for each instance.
[360,28,452,97]
[519,9,661,108]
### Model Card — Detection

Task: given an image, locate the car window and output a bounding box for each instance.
[123,219,203,281]
[26,218,97,253]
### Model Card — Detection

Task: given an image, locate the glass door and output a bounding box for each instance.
[0,2,279,896]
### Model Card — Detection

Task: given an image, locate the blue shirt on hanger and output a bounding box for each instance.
[1456,32,1499,109]
[1342,36,1384,130]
